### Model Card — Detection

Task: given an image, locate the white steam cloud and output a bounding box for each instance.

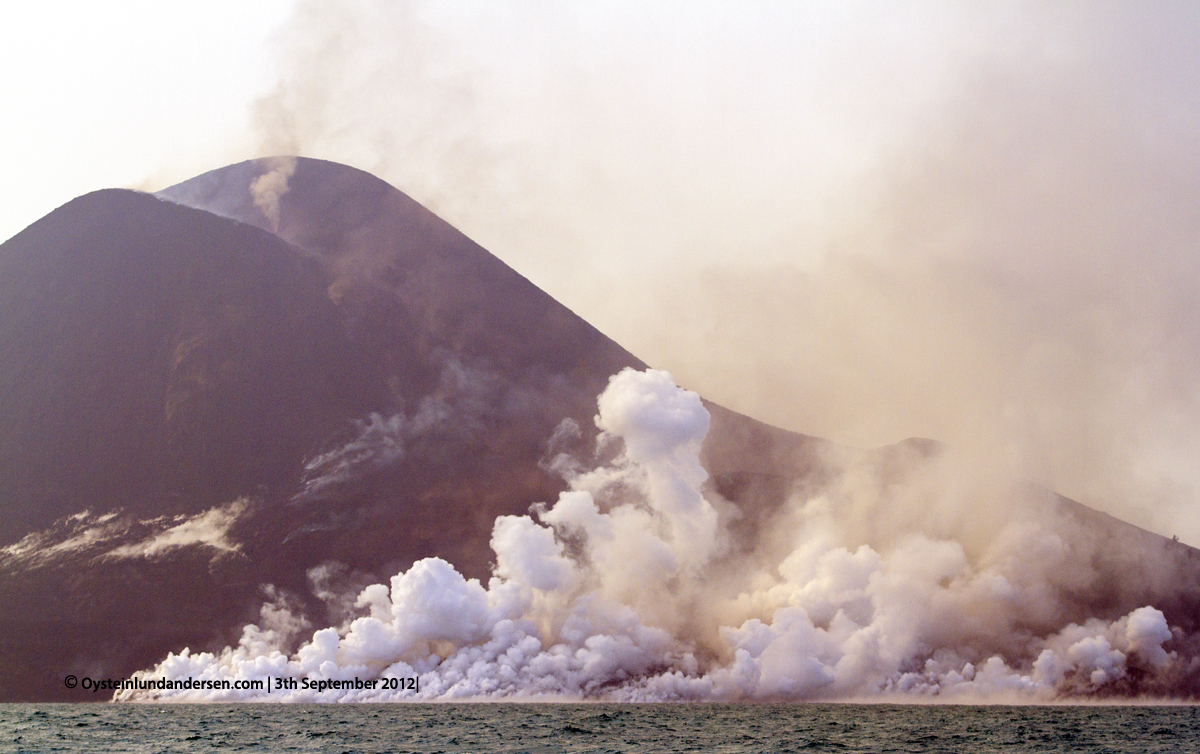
[118,370,1182,702]
[0,500,247,567]
[106,500,246,559]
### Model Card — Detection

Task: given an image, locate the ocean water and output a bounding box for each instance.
[2,703,1196,753]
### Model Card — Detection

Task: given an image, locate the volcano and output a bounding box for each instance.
[1,157,1197,701]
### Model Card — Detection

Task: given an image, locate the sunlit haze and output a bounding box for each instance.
[4,1,1200,546]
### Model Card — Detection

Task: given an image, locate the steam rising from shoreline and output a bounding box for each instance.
[119,370,1188,702]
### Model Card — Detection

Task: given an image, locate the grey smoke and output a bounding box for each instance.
[249,155,297,230]
[243,1,1200,545]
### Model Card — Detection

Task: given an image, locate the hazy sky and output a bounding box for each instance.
[0,0,293,236]
[4,1,1200,544]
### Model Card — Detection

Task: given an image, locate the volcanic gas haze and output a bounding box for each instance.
[118,367,1198,701]
[1,157,1198,701]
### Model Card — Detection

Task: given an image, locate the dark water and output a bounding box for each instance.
[2,703,1197,753]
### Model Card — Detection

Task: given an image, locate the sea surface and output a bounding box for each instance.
[2,703,1197,753]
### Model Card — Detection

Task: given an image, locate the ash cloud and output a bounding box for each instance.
[119,370,1194,702]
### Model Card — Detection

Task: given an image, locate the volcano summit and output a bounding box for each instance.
[1,157,1197,701]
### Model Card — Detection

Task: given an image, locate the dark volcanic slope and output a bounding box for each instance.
[0,190,362,700]
[156,159,657,578]
[159,157,643,385]
[0,157,1197,701]
[0,190,355,539]
[0,161,656,700]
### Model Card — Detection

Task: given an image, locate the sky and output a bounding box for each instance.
[3,1,1200,544]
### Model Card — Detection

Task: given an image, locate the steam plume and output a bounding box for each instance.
[245,1,1200,546]
[118,370,1187,701]
[249,155,297,231]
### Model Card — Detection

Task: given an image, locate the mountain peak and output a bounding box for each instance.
[1,158,1197,700]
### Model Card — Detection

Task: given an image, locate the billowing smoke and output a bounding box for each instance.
[249,155,297,231]
[241,2,1200,547]
[118,370,1187,702]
